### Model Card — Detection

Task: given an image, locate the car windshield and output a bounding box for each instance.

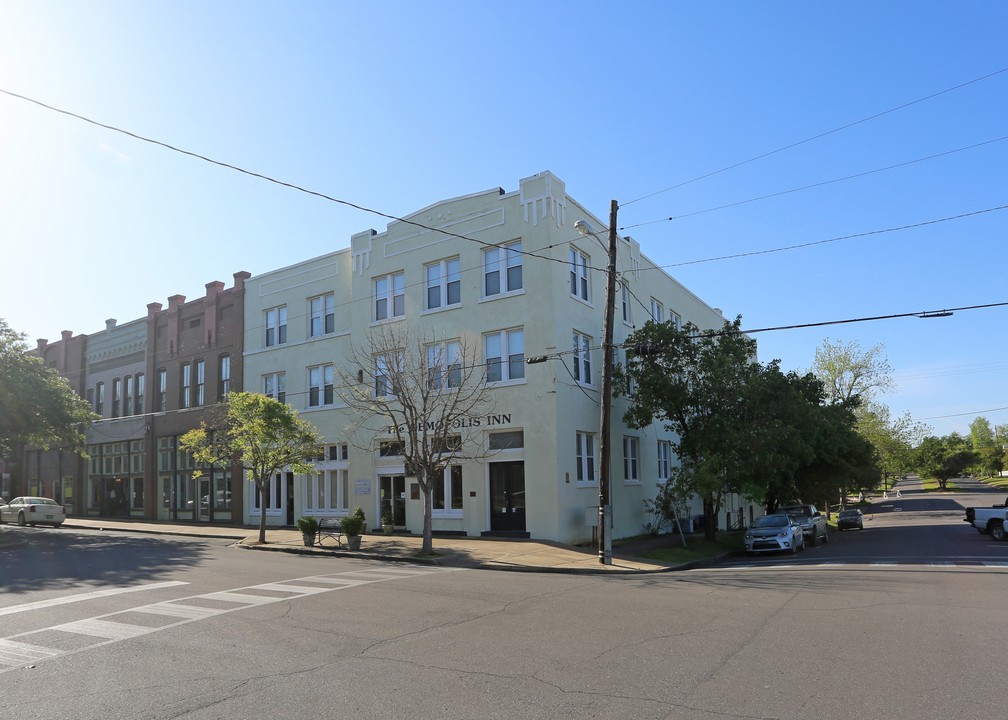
[754,515,789,528]
[839,510,859,517]
[783,506,811,517]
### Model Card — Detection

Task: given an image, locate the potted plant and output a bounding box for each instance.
[340,513,364,550]
[381,510,394,535]
[295,516,319,547]
[352,506,367,535]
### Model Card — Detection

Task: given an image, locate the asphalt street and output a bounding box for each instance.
[1,476,1005,720]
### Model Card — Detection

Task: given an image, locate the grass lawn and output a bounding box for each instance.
[632,531,743,564]
[920,477,959,492]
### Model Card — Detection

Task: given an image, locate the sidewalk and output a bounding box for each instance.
[60,518,684,574]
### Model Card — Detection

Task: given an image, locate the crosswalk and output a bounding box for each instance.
[0,566,453,673]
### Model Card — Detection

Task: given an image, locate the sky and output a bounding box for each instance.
[1,1,1006,438]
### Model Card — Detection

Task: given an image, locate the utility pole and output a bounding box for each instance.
[597,199,618,564]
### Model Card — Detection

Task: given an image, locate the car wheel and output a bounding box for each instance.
[990,522,1007,541]
[17,512,26,527]
[822,529,829,544]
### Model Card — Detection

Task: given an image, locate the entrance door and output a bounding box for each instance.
[286,473,295,526]
[379,475,406,528]
[197,477,211,522]
[489,461,525,532]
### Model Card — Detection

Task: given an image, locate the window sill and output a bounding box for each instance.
[479,288,525,304]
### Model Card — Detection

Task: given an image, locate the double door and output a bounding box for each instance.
[379,474,406,528]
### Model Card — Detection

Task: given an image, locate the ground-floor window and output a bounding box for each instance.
[304,470,349,513]
[432,465,463,516]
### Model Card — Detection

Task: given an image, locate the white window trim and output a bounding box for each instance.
[432,465,464,518]
[575,431,597,486]
[309,294,335,338]
[650,298,664,324]
[572,331,593,386]
[484,327,525,385]
[482,240,523,299]
[374,271,405,323]
[569,246,592,304]
[308,364,334,408]
[623,435,640,485]
[426,340,463,391]
[657,440,672,481]
[424,257,462,312]
[265,306,288,347]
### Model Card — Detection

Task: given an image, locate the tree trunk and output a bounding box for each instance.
[703,496,717,542]
[420,468,433,553]
[258,480,268,543]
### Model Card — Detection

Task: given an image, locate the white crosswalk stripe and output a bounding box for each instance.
[0,566,454,674]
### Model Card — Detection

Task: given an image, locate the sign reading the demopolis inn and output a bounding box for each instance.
[388,413,513,434]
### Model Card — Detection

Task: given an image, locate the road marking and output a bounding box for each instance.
[982,561,1008,567]
[0,566,454,673]
[0,581,189,617]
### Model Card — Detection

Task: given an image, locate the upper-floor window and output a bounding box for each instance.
[309,294,335,338]
[572,331,592,385]
[426,341,462,390]
[95,382,105,416]
[621,282,631,323]
[218,355,231,401]
[157,369,167,412]
[181,364,192,409]
[308,364,334,407]
[374,272,405,321]
[375,353,401,398]
[135,373,144,415]
[265,306,287,347]
[623,436,640,484]
[112,378,122,418]
[86,388,95,411]
[264,372,286,404]
[124,376,134,417]
[195,360,205,407]
[425,257,461,310]
[484,241,523,296]
[650,298,664,324]
[569,247,590,302]
[484,328,524,383]
[670,311,681,330]
[575,431,596,485]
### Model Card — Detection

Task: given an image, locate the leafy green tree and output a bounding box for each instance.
[857,403,923,487]
[812,338,894,407]
[180,392,323,543]
[0,319,95,458]
[913,434,977,490]
[797,401,879,509]
[621,317,762,541]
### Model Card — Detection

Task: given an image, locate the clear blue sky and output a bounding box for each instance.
[2,1,1005,437]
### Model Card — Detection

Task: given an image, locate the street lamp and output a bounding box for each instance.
[575,200,618,564]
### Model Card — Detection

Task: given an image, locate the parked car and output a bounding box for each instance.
[780,503,829,546]
[837,508,864,530]
[744,513,805,555]
[0,497,66,527]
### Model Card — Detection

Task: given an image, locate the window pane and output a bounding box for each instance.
[451,466,463,509]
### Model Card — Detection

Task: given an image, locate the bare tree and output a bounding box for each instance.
[336,323,494,554]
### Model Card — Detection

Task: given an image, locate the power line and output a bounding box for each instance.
[739,301,1008,335]
[917,405,1008,421]
[622,135,1008,230]
[622,66,1008,206]
[0,87,571,272]
[642,203,1008,270]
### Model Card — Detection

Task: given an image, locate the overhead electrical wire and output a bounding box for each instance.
[621,66,1008,207]
[622,135,1008,230]
[640,203,1008,270]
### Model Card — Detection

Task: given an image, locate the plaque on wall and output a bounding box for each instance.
[355,479,371,495]
[410,483,420,500]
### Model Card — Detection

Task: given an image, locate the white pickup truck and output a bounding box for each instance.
[964,497,1008,541]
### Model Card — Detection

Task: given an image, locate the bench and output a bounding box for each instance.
[317,517,343,547]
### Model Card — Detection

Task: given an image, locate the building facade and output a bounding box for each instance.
[243,172,758,543]
[18,273,249,524]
